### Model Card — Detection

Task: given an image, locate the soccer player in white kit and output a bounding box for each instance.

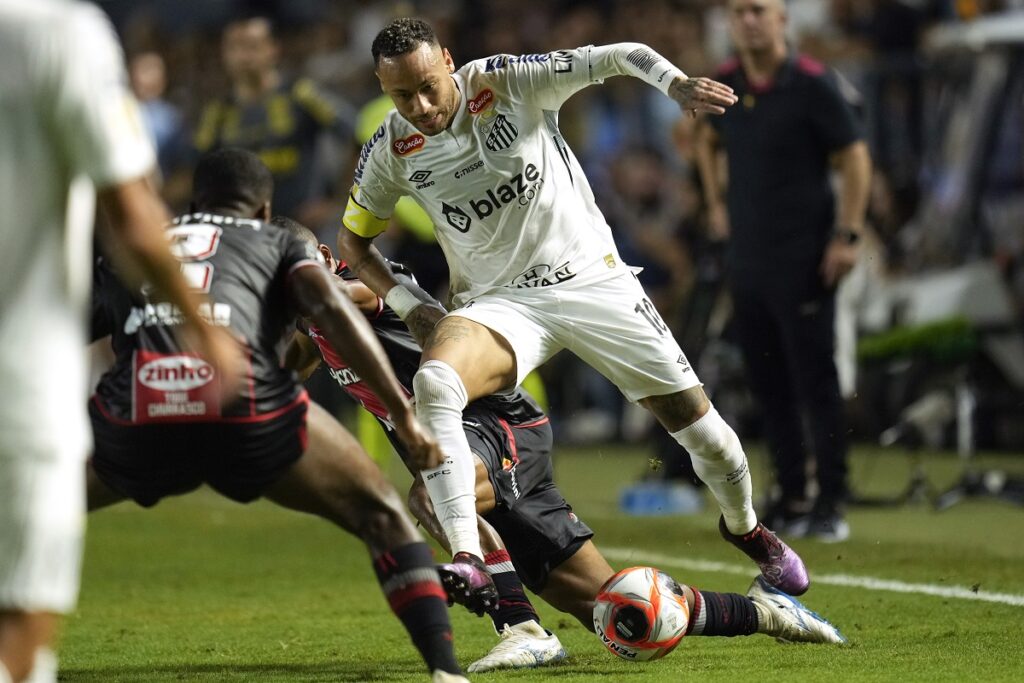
[0,3,240,681]
[337,18,809,607]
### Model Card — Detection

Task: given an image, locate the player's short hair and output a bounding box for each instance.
[371,18,438,65]
[192,148,273,214]
[270,215,318,251]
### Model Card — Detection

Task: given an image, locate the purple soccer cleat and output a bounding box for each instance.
[719,516,810,596]
[437,552,499,616]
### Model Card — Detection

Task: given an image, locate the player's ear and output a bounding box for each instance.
[255,201,271,221]
[318,244,335,270]
[443,48,455,73]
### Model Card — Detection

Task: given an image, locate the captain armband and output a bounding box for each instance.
[342,194,389,238]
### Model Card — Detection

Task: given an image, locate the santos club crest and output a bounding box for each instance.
[485,114,518,151]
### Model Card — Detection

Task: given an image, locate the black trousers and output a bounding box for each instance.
[731,273,848,509]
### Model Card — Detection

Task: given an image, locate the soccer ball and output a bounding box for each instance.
[593,566,690,662]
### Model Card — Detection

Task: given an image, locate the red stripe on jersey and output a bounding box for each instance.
[512,416,550,429]
[306,325,410,419]
[497,417,519,466]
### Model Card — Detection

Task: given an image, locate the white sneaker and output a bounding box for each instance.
[467,620,567,673]
[431,671,470,683]
[747,576,847,644]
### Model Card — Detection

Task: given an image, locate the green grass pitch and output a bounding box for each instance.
[62,445,1024,682]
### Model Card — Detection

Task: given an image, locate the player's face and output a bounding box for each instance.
[728,0,786,53]
[377,43,458,136]
[222,19,278,80]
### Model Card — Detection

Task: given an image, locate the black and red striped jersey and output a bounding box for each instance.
[301,265,546,444]
[92,212,321,423]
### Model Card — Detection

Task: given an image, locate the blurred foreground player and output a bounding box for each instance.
[0,3,240,682]
[284,222,846,671]
[88,150,466,682]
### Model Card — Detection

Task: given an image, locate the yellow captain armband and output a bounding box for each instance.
[343,193,389,238]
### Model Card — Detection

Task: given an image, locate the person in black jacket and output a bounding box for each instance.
[695,0,872,542]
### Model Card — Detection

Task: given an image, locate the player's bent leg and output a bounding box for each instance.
[263,402,463,678]
[642,388,810,596]
[0,613,57,683]
[263,401,418,549]
[415,316,517,560]
[84,460,127,512]
[539,540,616,630]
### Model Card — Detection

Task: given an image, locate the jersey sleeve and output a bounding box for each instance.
[493,43,686,111]
[342,124,401,239]
[807,72,863,152]
[49,4,155,188]
[281,233,323,276]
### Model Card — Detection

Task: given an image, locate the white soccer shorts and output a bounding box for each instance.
[449,268,701,402]
[0,451,85,614]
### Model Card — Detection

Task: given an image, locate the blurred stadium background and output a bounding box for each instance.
[72,0,1024,679]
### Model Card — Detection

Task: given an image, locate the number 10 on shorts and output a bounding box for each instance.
[635,298,669,335]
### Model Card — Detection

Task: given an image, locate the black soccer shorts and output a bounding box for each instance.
[89,393,308,508]
[464,412,594,594]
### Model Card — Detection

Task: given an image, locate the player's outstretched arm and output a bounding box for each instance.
[288,263,444,469]
[587,43,737,117]
[97,179,243,402]
[337,231,446,344]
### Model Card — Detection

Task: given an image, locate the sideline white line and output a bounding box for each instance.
[602,546,1024,608]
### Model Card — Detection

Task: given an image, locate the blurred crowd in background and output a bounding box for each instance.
[95,0,1024,457]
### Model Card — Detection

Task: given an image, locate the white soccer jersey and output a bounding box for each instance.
[0,0,154,465]
[344,43,684,306]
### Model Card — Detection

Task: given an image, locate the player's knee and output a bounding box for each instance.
[675,405,737,460]
[412,360,468,413]
[355,486,416,547]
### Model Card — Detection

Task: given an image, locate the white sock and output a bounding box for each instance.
[413,360,482,559]
[22,648,57,683]
[671,406,757,534]
[0,661,12,683]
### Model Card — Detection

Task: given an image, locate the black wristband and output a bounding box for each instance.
[833,227,861,245]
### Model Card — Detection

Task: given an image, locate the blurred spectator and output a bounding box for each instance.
[192,15,354,232]
[694,0,872,542]
[129,51,186,179]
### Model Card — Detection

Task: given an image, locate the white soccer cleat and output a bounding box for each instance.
[431,670,470,683]
[467,620,567,673]
[747,576,847,644]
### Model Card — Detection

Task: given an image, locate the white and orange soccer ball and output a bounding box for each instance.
[592,566,690,662]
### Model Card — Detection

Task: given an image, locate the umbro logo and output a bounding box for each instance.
[486,115,518,152]
[408,170,435,190]
[677,354,691,371]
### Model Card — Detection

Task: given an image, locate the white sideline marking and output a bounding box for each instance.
[602,547,1024,608]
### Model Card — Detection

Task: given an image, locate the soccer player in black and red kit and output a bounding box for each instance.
[88,149,467,683]
[279,219,847,671]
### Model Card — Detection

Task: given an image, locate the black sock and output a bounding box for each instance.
[373,542,462,675]
[686,589,760,637]
[484,549,540,631]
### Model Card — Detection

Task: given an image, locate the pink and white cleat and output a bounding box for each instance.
[719,516,810,596]
[437,551,499,616]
